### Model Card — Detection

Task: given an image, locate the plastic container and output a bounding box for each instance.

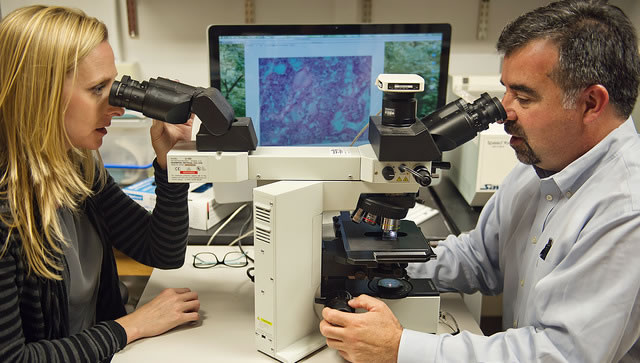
[100,116,156,185]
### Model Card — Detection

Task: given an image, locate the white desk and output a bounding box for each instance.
[113,246,483,362]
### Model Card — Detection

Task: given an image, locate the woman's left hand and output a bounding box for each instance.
[150,114,194,169]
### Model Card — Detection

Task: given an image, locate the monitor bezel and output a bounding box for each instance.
[207,23,452,110]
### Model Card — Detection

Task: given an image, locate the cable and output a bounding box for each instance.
[228,230,253,246]
[349,109,381,146]
[233,208,256,280]
[235,208,254,263]
[246,267,255,282]
[350,123,369,146]
[237,207,253,237]
[206,203,249,246]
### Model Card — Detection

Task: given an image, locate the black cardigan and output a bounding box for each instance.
[0,160,189,362]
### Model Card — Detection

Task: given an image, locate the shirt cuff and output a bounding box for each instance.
[153,158,189,190]
[104,320,128,350]
[397,329,440,363]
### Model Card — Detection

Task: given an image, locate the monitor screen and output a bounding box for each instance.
[208,24,451,146]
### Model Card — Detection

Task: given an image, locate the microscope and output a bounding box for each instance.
[110,74,505,363]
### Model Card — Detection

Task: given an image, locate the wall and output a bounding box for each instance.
[0,1,122,59]
[116,0,519,84]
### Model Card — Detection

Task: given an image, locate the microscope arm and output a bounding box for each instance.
[167,143,425,186]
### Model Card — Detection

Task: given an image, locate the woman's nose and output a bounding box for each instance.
[109,105,125,117]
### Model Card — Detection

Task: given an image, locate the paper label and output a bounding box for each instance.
[168,156,209,182]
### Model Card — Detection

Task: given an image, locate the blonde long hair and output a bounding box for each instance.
[0,6,109,279]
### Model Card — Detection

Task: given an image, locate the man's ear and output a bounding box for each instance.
[580,84,609,124]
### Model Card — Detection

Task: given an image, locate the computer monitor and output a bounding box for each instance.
[208,24,451,146]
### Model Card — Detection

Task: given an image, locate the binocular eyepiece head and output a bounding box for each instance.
[421,92,507,151]
[109,75,236,136]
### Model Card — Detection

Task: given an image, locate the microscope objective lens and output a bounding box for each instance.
[363,213,378,225]
[351,208,365,223]
[381,217,400,231]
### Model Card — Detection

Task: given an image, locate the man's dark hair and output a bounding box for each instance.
[497,0,640,118]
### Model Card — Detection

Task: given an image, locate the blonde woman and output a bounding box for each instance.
[0,6,199,361]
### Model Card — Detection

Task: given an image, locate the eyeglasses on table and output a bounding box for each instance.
[192,251,249,269]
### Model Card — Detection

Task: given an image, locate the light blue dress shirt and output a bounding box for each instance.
[402,118,640,362]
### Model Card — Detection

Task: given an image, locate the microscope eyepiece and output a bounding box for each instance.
[109,75,193,125]
[109,75,238,137]
[421,92,507,151]
[109,75,146,110]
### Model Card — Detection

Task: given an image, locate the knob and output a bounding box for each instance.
[382,166,395,181]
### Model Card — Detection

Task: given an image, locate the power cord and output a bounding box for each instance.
[206,203,249,246]
[234,208,254,263]
[234,207,254,281]
[350,109,381,146]
[350,123,369,146]
[228,230,254,247]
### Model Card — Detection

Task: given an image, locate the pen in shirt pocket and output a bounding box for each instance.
[540,238,553,260]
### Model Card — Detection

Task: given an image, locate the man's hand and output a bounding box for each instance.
[319,294,403,363]
[115,287,200,344]
[150,114,194,169]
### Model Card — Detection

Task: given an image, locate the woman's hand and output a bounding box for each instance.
[150,114,194,169]
[115,287,200,344]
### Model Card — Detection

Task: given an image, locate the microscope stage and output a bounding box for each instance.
[335,212,436,266]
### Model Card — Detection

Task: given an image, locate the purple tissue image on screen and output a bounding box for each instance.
[258,56,372,146]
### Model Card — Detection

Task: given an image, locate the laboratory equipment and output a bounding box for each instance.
[132,73,505,362]
[109,75,257,152]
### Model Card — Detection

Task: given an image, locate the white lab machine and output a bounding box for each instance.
[167,143,441,362]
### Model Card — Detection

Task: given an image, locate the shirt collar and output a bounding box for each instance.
[537,117,637,195]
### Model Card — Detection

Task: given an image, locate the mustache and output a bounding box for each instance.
[504,120,525,138]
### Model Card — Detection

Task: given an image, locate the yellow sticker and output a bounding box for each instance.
[258,317,273,326]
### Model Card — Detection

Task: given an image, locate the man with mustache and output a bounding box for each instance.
[319,1,640,362]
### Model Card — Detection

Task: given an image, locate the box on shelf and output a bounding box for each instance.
[187,183,244,230]
[122,177,157,211]
[123,177,243,230]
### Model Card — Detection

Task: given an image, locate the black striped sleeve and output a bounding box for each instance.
[97,159,189,269]
[0,247,127,362]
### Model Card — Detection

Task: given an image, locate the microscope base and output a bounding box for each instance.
[343,278,441,333]
[384,295,440,333]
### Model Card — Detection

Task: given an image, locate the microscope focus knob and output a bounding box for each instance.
[382,166,395,181]
[398,164,432,186]
[413,165,432,186]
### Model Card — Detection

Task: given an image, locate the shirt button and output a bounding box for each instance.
[565,191,572,198]
[513,320,518,328]
[520,279,525,287]
[546,194,553,201]
[531,236,537,244]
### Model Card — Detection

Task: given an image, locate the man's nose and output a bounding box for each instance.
[498,97,516,124]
